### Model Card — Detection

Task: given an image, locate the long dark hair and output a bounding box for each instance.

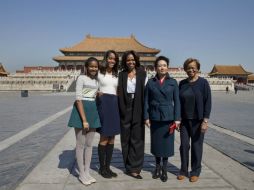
[121,50,140,71]
[100,50,119,77]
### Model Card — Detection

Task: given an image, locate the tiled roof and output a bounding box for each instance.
[53,56,103,61]
[53,56,157,62]
[209,65,252,75]
[59,35,160,53]
[0,63,8,75]
[248,74,254,80]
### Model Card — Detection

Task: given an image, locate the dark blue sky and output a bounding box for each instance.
[0,0,253,73]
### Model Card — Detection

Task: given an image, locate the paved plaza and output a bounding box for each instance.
[206,91,254,171]
[0,91,254,190]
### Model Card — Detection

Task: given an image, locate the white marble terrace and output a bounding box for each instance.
[0,69,234,91]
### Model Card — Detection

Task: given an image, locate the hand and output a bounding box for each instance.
[144,119,150,128]
[97,91,103,97]
[83,122,89,131]
[201,121,208,133]
[175,121,181,132]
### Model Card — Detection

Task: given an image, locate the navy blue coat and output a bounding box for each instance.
[179,77,211,120]
[144,75,181,121]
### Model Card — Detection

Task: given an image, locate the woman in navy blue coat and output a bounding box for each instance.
[144,56,181,182]
[177,58,211,183]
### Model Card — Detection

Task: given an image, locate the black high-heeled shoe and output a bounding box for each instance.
[152,164,161,179]
[160,167,168,182]
[126,172,143,179]
[99,167,112,178]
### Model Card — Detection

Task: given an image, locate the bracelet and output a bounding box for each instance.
[83,122,89,125]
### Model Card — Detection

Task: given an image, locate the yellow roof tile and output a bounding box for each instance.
[0,63,8,74]
[210,65,252,75]
[59,35,160,53]
[53,56,156,62]
[248,74,254,80]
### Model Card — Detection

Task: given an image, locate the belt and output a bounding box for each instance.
[83,97,95,101]
[127,93,135,99]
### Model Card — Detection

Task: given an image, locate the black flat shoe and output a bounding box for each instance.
[152,165,161,179]
[107,168,118,177]
[126,172,143,179]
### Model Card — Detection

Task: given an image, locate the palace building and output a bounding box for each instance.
[209,65,252,84]
[53,34,160,70]
[0,63,9,77]
[247,74,254,84]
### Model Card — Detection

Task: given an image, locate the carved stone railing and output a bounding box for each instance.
[0,70,80,91]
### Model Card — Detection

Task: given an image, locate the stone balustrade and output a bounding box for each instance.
[0,70,80,91]
[0,69,235,91]
[146,71,234,91]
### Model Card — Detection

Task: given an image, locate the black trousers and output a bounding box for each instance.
[179,119,204,177]
[120,98,144,173]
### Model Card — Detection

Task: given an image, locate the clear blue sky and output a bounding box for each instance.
[0,0,253,73]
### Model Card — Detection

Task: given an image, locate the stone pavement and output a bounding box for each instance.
[15,127,254,190]
[0,92,74,190]
[205,91,254,171]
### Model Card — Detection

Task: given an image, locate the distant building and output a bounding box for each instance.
[53,34,160,70]
[23,66,57,73]
[209,65,252,84]
[0,63,8,77]
[169,67,185,72]
[16,66,57,74]
[248,74,254,84]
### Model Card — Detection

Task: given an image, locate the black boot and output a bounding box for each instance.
[160,167,168,182]
[98,144,111,178]
[106,144,117,177]
[152,164,161,179]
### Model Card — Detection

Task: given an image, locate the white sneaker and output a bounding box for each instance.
[87,175,96,183]
[78,175,91,186]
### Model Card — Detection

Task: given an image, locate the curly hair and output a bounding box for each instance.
[121,50,140,71]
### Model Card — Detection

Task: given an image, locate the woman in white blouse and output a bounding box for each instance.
[68,57,101,185]
[96,50,121,178]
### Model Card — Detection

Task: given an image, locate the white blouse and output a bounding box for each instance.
[127,76,148,93]
[75,75,98,100]
[98,72,118,95]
